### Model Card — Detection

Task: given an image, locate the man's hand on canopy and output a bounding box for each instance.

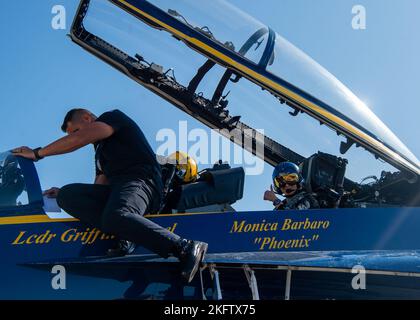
[11,146,36,161]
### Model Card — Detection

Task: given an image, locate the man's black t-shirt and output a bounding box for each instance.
[94,109,161,183]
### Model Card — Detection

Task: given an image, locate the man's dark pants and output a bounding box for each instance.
[57,176,181,258]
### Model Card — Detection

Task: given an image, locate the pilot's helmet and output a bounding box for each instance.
[168,151,198,183]
[272,162,303,194]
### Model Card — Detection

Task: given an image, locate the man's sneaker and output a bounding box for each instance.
[178,240,208,283]
[107,240,136,257]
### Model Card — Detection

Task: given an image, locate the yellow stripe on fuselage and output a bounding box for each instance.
[0,215,77,226]
[116,0,419,175]
[0,211,225,226]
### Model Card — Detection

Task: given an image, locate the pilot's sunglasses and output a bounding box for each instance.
[274,173,299,188]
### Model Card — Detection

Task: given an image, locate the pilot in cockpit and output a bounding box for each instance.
[264,162,319,211]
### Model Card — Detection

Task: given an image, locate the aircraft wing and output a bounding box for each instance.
[23,250,420,276]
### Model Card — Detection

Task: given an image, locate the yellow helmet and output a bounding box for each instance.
[168,151,198,183]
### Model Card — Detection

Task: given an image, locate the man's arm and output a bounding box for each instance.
[39,122,114,157]
[12,122,114,160]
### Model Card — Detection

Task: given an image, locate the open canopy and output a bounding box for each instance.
[107,0,419,177]
[70,0,419,181]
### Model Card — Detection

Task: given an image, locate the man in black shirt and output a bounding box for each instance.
[12,108,208,283]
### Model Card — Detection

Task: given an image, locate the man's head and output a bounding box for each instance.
[272,161,303,198]
[61,109,97,134]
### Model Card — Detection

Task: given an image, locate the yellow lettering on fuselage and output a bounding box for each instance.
[282,218,330,231]
[12,230,56,245]
[230,220,278,233]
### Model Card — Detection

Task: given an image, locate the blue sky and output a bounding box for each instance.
[0,0,419,212]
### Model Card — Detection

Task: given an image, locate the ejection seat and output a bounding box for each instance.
[158,157,245,214]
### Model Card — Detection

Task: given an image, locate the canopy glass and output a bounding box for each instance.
[82,0,419,182]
